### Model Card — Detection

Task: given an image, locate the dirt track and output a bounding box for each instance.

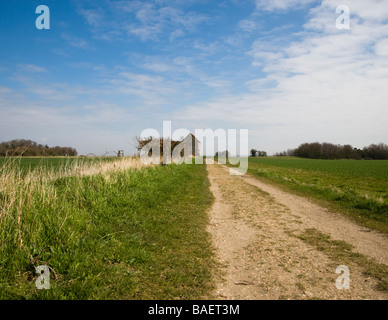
[205,162,388,300]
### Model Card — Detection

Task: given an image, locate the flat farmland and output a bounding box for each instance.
[0,157,116,174]
[245,157,388,233]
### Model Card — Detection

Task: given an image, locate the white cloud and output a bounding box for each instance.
[78,8,105,27]
[255,0,317,11]
[61,33,95,50]
[78,0,208,41]
[169,29,185,41]
[193,40,221,55]
[375,38,388,56]
[143,62,176,73]
[18,64,47,73]
[77,1,208,42]
[0,86,13,94]
[238,19,260,32]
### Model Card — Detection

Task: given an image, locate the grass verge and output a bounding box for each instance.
[0,161,215,299]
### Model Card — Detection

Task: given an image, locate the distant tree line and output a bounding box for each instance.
[275,142,388,160]
[250,149,267,157]
[0,139,78,157]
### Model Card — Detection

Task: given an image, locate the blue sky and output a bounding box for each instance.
[1,0,388,155]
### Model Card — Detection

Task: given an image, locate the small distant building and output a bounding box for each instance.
[118,150,124,157]
[180,133,201,157]
[136,133,201,159]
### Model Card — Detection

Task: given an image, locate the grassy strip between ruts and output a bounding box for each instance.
[0,162,215,299]
[292,228,388,292]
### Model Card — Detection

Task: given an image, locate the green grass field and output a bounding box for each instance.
[0,157,115,174]
[244,157,388,233]
[0,158,215,299]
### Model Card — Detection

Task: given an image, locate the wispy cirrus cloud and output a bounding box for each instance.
[17,64,47,73]
[76,0,209,41]
[238,19,260,32]
[255,0,318,11]
[61,33,95,50]
[78,8,105,27]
